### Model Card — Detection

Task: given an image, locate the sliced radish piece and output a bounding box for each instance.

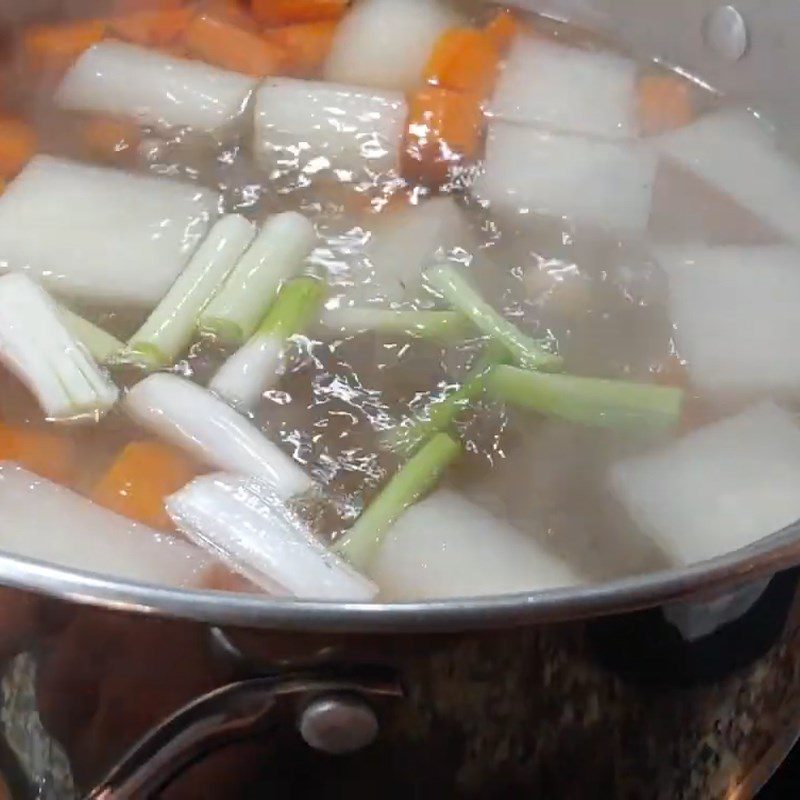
[324,0,460,92]
[490,36,638,138]
[0,156,220,307]
[654,109,800,245]
[657,244,800,398]
[57,41,257,132]
[168,473,377,600]
[0,463,214,588]
[254,77,407,180]
[611,401,800,566]
[473,121,656,235]
[370,489,581,600]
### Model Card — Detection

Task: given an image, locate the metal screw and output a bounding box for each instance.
[299,693,379,755]
[703,5,749,62]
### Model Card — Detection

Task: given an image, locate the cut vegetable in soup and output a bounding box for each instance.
[611,402,800,566]
[654,109,800,245]
[253,77,407,179]
[0,156,219,306]
[490,36,638,138]
[324,0,460,92]
[59,308,124,364]
[56,41,258,131]
[371,490,581,600]
[658,245,800,398]
[0,464,216,588]
[473,121,656,235]
[0,274,118,421]
[124,214,257,369]
[198,211,317,345]
[125,373,314,498]
[168,473,378,600]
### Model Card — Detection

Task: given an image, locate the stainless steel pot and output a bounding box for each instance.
[2,1,800,798]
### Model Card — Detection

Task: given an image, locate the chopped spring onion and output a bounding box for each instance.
[383,345,509,456]
[335,432,461,570]
[59,307,124,363]
[487,365,684,433]
[121,214,257,369]
[319,308,469,340]
[0,274,118,421]
[198,211,317,346]
[426,264,563,371]
[167,473,378,601]
[0,463,216,588]
[209,276,326,410]
[124,373,313,498]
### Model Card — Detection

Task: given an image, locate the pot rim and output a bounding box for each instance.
[1,520,800,632]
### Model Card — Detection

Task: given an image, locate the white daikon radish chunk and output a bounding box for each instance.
[658,245,800,398]
[0,274,118,421]
[324,0,459,92]
[168,473,377,601]
[0,156,220,307]
[254,77,407,179]
[350,197,471,305]
[473,121,656,235]
[490,36,637,138]
[0,464,214,588]
[611,402,800,566]
[124,373,313,498]
[371,490,581,600]
[654,109,800,245]
[57,41,257,132]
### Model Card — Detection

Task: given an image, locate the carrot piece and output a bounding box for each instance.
[23,20,106,72]
[82,116,142,163]
[251,0,348,26]
[92,441,202,531]
[638,74,694,135]
[0,425,76,484]
[265,20,337,76]
[0,119,36,179]
[425,28,501,100]
[484,9,518,52]
[108,8,195,47]
[114,0,187,11]
[402,87,484,187]
[184,13,286,76]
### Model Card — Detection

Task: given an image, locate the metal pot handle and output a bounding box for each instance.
[84,669,401,800]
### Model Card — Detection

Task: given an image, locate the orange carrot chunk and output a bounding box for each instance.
[92,441,202,531]
[109,8,195,47]
[638,74,694,135]
[184,13,286,76]
[484,9,518,52]
[23,20,106,72]
[0,425,76,484]
[266,20,338,76]
[402,87,484,187]
[251,0,348,26]
[0,119,36,179]
[82,117,142,163]
[425,28,501,100]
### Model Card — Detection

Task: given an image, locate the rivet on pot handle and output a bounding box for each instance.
[85,669,401,800]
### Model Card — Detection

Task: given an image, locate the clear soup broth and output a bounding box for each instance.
[0,0,795,602]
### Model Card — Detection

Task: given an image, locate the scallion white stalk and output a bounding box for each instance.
[209,277,326,410]
[318,307,469,340]
[426,264,563,371]
[120,214,257,369]
[124,373,313,498]
[197,212,318,346]
[59,307,124,363]
[167,473,377,600]
[0,274,118,421]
